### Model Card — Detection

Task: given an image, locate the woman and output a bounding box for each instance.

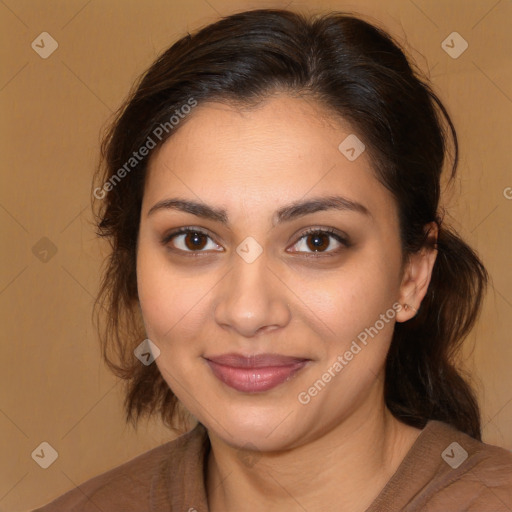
[34,8,512,512]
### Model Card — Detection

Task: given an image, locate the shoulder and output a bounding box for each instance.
[31,424,206,512]
[419,421,512,511]
[372,420,512,511]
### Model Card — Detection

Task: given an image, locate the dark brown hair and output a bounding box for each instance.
[93,9,487,439]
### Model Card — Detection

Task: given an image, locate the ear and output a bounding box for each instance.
[396,222,438,323]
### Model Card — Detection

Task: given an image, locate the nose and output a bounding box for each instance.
[214,253,291,338]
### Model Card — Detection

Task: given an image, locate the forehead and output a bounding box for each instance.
[149,94,357,172]
[143,94,395,222]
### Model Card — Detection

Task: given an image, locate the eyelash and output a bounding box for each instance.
[161,226,350,258]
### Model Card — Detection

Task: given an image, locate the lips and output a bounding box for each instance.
[206,353,308,367]
[204,353,310,393]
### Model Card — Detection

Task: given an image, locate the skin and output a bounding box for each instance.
[136,94,438,512]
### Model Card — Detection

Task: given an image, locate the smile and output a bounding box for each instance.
[204,357,310,393]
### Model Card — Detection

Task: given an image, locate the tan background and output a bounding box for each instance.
[0,0,510,510]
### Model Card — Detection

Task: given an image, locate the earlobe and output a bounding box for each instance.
[396,222,439,323]
[401,302,418,318]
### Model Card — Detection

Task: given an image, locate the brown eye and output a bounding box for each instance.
[305,232,330,252]
[183,231,208,250]
[289,228,349,255]
[162,228,223,253]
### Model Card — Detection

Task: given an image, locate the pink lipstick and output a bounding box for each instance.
[204,353,310,393]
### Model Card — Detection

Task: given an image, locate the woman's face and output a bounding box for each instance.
[137,94,415,450]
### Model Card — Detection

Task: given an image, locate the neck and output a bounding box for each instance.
[206,386,422,512]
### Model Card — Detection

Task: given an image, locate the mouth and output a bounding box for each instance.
[203,353,311,393]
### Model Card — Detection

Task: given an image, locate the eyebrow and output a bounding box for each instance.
[147,195,371,226]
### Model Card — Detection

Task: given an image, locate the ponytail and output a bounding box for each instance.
[385,225,488,439]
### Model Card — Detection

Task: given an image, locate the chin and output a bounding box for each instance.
[203,407,307,450]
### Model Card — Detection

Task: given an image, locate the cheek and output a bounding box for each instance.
[136,248,209,396]
[136,242,217,356]
[301,252,401,388]
[299,253,400,339]
[137,245,185,338]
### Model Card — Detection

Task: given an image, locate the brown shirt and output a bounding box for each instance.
[32,420,512,511]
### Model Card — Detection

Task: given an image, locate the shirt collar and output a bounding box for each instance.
[150,422,210,512]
